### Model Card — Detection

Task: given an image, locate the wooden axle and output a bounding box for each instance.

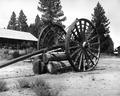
[42,52,67,64]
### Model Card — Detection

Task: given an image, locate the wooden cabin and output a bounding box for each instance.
[0,28,38,49]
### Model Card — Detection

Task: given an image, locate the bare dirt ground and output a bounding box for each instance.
[0,55,120,96]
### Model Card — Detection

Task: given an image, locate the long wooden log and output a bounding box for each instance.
[0,44,65,69]
[0,48,45,68]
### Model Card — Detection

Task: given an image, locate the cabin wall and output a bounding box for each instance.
[0,38,37,49]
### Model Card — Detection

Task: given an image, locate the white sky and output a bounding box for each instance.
[0,0,120,48]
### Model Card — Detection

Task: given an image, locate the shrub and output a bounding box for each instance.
[0,80,8,92]
[17,79,30,88]
[12,51,20,58]
[31,79,59,96]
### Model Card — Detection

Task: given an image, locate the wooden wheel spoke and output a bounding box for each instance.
[89,47,98,52]
[43,31,53,41]
[72,30,80,42]
[85,50,95,66]
[75,24,81,39]
[81,26,85,41]
[84,51,90,65]
[83,21,87,34]
[82,54,86,71]
[50,27,56,33]
[79,21,86,42]
[69,39,80,46]
[78,52,83,70]
[79,21,82,32]
[70,48,81,58]
[90,42,100,46]
[84,50,92,70]
[87,35,98,42]
[87,49,98,59]
[85,30,93,40]
[74,49,82,65]
[82,21,87,41]
[44,33,55,46]
[70,39,79,44]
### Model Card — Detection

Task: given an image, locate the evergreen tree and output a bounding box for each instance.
[91,2,114,53]
[35,15,41,27]
[7,11,17,30]
[29,15,43,38]
[38,0,66,27]
[17,10,28,32]
[29,23,36,36]
[35,15,43,37]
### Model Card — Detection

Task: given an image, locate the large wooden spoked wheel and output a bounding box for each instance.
[65,18,100,72]
[34,23,66,74]
[38,24,66,49]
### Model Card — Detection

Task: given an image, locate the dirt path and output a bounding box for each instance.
[0,56,120,96]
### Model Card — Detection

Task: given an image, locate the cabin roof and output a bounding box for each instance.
[0,28,38,41]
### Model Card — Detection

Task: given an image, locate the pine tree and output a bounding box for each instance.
[29,15,43,38]
[38,0,66,27]
[7,11,17,30]
[29,23,36,36]
[35,15,43,37]
[91,2,114,53]
[35,15,41,27]
[17,10,28,32]
[91,2,110,34]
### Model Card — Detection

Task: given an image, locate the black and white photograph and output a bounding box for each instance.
[0,0,120,96]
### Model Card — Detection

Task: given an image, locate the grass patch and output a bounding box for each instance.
[0,80,8,92]
[31,79,59,96]
[17,79,30,88]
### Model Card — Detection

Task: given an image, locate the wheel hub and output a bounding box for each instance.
[82,42,87,48]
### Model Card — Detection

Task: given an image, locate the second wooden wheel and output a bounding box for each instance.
[65,18,100,72]
[38,23,66,49]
